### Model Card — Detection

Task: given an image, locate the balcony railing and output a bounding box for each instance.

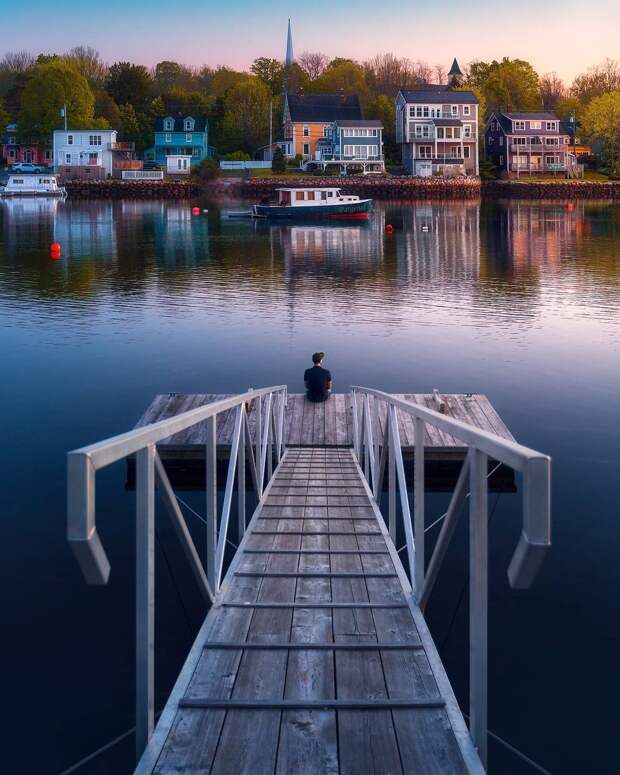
[510,142,568,152]
[109,141,136,151]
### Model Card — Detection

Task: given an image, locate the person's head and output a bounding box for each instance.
[312,351,325,366]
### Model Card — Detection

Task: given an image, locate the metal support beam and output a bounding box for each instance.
[389,405,416,589]
[469,448,488,767]
[135,444,155,761]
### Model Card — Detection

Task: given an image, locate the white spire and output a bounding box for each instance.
[285,19,294,66]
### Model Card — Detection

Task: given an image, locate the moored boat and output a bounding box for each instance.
[0,174,67,198]
[253,187,372,219]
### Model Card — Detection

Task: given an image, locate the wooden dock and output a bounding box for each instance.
[137,447,481,774]
[135,392,514,458]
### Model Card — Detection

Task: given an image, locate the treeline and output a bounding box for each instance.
[0,48,618,170]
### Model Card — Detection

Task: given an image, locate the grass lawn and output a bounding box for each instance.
[249,168,316,179]
[508,170,610,183]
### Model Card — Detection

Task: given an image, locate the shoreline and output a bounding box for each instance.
[52,176,620,201]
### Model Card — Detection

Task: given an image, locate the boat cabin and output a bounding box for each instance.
[1,174,66,197]
[276,187,361,206]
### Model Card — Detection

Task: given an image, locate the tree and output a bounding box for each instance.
[65,46,107,87]
[581,91,620,174]
[297,51,328,81]
[153,61,197,93]
[221,77,271,152]
[366,94,396,159]
[467,58,541,112]
[106,62,152,109]
[311,61,370,104]
[554,96,582,122]
[0,96,8,131]
[571,59,620,105]
[94,89,121,129]
[539,72,566,109]
[208,67,249,99]
[118,103,141,144]
[363,54,417,97]
[250,58,283,95]
[19,61,95,144]
[272,145,286,173]
[0,50,35,98]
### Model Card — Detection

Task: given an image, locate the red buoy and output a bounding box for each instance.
[385,224,394,233]
[192,207,200,215]
[567,202,574,212]
[50,242,62,259]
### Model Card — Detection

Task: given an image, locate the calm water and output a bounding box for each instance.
[1,196,619,774]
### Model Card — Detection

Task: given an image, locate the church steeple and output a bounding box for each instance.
[448,58,463,87]
[285,19,294,66]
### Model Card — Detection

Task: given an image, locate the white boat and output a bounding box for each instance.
[253,187,372,220]
[0,174,67,198]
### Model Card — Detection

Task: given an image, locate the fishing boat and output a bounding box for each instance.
[0,174,67,198]
[253,187,372,220]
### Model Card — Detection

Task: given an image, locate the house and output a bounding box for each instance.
[312,119,384,172]
[52,129,136,180]
[559,118,592,158]
[396,76,479,177]
[2,124,52,168]
[485,112,578,176]
[148,116,213,168]
[282,93,364,161]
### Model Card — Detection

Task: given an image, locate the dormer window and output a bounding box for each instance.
[184,117,195,131]
[164,118,174,131]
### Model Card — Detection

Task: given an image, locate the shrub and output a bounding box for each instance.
[223,151,251,161]
[193,158,219,181]
[479,160,499,180]
[272,147,286,173]
[294,153,303,165]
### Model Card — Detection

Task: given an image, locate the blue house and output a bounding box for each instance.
[148,116,214,167]
[311,119,384,172]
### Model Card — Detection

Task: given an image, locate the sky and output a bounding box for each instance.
[3,0,619,83]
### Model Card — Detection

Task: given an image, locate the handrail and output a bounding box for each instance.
[350,385,551,767]
[67,385,288,761]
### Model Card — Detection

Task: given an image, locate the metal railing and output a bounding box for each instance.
[67,385,287,760]
[350,387,551,767]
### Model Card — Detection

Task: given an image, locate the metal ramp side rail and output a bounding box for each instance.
[67,385,287,759]
[351,386,552,767]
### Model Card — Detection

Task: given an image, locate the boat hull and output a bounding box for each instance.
[0,191,66,198]
[255,199,372,219]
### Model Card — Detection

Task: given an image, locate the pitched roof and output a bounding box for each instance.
[154,116,208,132]
[501,111,559,121]
[399,88,478,104]
[286,94,363,122]
[448,58,463,77]
[335,119,383,127]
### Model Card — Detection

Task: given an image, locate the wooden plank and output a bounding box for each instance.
[313,398,326,447]
[300,399,315,446]
[475,394,514,441]
[325,394,338,447]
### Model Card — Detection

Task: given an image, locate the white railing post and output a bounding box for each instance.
[414,417,425,593]
[388,404,417,588]
[135,443,155,761]
[267,394,273,481]
[256,396,262,497]
[351,390,359,458]
[215,405,243,589]
[469,448,489,767]
[237,405,246,539]
[205,415,217,591]
[388,416,396,541]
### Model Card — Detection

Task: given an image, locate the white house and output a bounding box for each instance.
[53,129,118,177]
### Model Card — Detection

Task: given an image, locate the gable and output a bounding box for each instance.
[286,94,363,123]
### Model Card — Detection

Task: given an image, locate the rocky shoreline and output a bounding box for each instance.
[63,180,201,198]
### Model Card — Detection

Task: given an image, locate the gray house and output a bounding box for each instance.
[310,119,384,173]
[396,61,479,177]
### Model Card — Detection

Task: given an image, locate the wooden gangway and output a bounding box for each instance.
[67,386,551,774]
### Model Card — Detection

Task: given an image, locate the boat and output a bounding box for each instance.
[0,174,67,198]
[252,187,372,220]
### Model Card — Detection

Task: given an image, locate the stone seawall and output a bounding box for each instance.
[239,176,482,200]
[482,180,620,199]
[65,180,201,198]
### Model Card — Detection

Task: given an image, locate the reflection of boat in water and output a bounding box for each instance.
[253,187,372,220]
[0,174,66,197]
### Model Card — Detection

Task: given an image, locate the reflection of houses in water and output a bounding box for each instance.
[499,201,580,269]
[396,201,480,280]
[145,203,209,266]
[0,198,60,258]
[53,200,117,261]
[277,212,385,277]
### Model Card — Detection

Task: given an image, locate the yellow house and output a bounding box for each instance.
[283,92,364,161]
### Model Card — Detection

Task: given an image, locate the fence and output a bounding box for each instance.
[350,386,551,766]
[121,171,164,180]
[219,160,272,170]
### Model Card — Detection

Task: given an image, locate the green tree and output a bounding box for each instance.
[209,67,249,99]
[554,96,582,122]
[118,103,141,143]
[154,61,197,93]
[0,96,8,130]
[571,59,620,105]
[366,94,396,160]
[581,91,620,174]
[467,58,541,112]
[272,145,286,172]
[19,61,95,144]
[94,89,122,129]
[222,77,271,152]
[65,46,107,87]
[311,61,370,105]
[251,57,284,96]
[106,62,152,109]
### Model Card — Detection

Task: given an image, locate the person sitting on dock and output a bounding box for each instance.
[304,352,332,402]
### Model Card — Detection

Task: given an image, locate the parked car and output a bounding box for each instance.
[143,161,162,171]
[11,162,45,173]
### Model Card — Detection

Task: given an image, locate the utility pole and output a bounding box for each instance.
[269,99,273,161]
[63,104,67,131]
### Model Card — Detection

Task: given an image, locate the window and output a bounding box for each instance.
[8,149,15,158]
[423,106,430,118]
[65,153,71,163]
[327,191,333,197]
[463,146,470,158]
[303,143,309,156]
[307,191,315,200]
[454,128,461,139]
[184,118,194,131]
[463,105,471,116]
[44,150,52,160]
[546,155,558,165]
[488,136,494,145]
[499,136,504,146]
[514,121,525,131]
[303,126,309,136]
[321,191,327,200]
[419,145,432,158]
[296,191,305,201]
[89,135,102,145]
[513,137,527,145]
[545,137,559,146]
[499,155,504,164]
[368,145,379,158]
[192,147,200,157]
[67,135,74,145]
[409,106,416,118]
[430,107,441,118]
[323,126,330,136]
[165,133,172,143]
[8,136,15,144]
[445,127,453,139]
[414,124,430,138]
[451,105,459,116]
[186,133,192,142]
[437,127,444,139]
[546,121,556,131]
[451,147,460,158]
[530,121,541,129]
[164,118,174,131]
[463,124,471,138]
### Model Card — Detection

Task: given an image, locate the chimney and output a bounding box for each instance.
[339,87,345,102]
